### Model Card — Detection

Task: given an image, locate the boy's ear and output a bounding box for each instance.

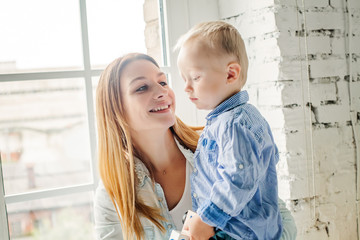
[226,62,241,84]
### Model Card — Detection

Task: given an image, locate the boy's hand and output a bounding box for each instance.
[182,211,215,240]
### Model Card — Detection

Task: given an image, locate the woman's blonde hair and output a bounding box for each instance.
[96,53,201,239]
[175,21,249,86]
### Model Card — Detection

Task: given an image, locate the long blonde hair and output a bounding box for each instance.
[96,53,201,239]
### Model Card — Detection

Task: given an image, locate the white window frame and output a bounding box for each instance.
[1,0,220,238]
[0,1,99,239]
[160,0,219,126]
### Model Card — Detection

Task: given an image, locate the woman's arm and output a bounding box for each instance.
[94,181,124,240]
[278,198,297,240]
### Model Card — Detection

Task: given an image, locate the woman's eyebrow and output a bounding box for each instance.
[130,76,146,85]
[157,72,166,78]
[130,72,165,85]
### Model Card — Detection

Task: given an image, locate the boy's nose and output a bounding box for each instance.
[184,81,192,93]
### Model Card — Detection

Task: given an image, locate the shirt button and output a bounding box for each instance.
[167,224,172,229]
[239,164,244,169]
[193,193,197,198]
[194,168,198,173]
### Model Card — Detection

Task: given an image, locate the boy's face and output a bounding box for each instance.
[177,40,237,110]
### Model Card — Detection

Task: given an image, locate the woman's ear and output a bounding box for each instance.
[226,62,241,84]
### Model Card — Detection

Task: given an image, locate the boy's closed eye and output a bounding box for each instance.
[192,76,200,81]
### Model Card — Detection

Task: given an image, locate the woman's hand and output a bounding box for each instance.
[182,211,215,240]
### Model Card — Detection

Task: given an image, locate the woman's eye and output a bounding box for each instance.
[135,85,148,92]
[193,76,200,81]
[159,81,167,86]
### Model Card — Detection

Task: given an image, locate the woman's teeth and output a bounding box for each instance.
[150,105,169,112]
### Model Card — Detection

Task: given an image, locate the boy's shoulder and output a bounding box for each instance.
[212,103,271,143]
[217,102,265,126]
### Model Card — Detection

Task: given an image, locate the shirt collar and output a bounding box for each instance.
[206,90,249,120]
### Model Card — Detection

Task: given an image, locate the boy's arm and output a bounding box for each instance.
[197,122,275,229]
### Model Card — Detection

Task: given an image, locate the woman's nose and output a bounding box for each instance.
[153,84,168,99]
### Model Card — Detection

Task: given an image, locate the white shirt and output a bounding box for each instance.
[169,160,193,230]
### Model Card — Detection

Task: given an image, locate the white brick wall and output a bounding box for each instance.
[219,0,360,239]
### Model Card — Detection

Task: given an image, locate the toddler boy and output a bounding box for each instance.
[176,21,283,240]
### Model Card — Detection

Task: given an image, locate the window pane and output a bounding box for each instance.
[7,192,94,240]
[0,0,83,74]
[0,78,92,195]
[87,0,146,68]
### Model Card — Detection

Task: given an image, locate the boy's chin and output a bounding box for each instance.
[196,105,213,111]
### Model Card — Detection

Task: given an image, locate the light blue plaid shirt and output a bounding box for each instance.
[191,91,283,240]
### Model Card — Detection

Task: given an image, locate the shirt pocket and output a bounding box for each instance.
[143,226,155,240]
[200,139,219,166]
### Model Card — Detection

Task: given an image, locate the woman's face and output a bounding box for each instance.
[120,59,176,133]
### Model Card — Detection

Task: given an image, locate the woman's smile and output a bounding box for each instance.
[149,104,171,113]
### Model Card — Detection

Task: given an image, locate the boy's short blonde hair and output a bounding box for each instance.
[175,21,249,85]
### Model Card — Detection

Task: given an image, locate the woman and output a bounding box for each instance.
[94,53,297,240]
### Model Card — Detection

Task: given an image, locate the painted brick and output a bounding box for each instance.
[282,82,337,106]
[279,60,308,80]
[331,36,346,54]
[349,81,360,110]
[258,83,283,106]
[275,7,301,31]
[312,126,356,173]
[278,36,331,56]
[259,107,285,129]
[352,37,360,53]
[283,106,315,129]
[352,60,360,77]
[241,10,278,37]
[219,0,250,17]
[272,129,287,153]
[144,21,160,49]
[248,61,281,82]
[309,59,348,78]
[311,82,337,106]
[329,171,356,195]
[276,0,329,8]
[282,82,337,107]
[219,0,275,18]
[288,173,315,199]
[304,12,346,30]
[279,83,304,106]
[329,0,345,8]
[315,104,351,123]
[351,9,360,35]
[336,80,351,106]
[143,0,158,22]
[332,36,360,54]
[284,127,308,155]
[331,0,360,8]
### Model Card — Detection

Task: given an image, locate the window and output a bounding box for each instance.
[0,0,146,239]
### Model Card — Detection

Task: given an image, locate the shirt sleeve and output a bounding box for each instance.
[94,182,124,240]
[278,198,297,240]
[197,121,274,229]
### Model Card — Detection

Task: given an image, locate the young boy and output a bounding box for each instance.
[176,21,283,240]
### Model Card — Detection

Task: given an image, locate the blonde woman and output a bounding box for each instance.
[94,53,296,240]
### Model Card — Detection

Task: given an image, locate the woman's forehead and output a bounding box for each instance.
[121,59,160,83]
